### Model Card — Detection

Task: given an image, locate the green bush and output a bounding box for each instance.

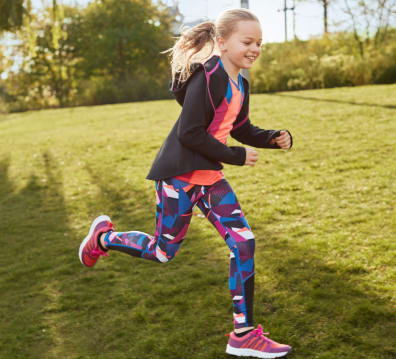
[372,41,396,84]
[251,29,396,93]
[78,71,171,106]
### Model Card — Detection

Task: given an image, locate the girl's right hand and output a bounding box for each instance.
[244,147,258,166]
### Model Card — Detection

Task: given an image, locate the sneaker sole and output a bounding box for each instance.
[79,215,111,266]
[226,345,291,358]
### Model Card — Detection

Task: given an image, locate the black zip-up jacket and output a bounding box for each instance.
[146,54,293,181]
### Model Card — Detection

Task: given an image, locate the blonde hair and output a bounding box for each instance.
[161,8,259,89]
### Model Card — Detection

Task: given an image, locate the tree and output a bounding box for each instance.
[341,0,396,56]
[298,0,335,34]
[0,0,28,32]
[72,0,172,81]
[67,0,174,104]
[7,3,81,108]
[3,0,175,109]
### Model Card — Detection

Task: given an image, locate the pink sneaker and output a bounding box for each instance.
[79,215,114,267]
[225,325,292,358]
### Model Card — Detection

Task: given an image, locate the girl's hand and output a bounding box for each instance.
[245,147,258,166]
[270,130,291,149]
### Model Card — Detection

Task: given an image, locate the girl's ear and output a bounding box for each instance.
[216,36,226,52]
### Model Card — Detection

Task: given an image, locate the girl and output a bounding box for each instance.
[79,8,293,358]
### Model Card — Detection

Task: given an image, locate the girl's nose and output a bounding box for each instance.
[252,45,261,53]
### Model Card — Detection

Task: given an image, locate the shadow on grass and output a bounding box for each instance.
[84,164,157,232]
[0,151,74,358]
[269,92,396,110]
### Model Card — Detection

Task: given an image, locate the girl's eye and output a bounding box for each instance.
[244,42,262,46]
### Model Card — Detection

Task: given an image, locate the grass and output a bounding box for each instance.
[0,83,395,359]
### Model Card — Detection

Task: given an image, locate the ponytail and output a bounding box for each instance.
[160,21,217,89]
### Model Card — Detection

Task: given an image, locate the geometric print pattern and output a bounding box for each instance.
[104,177,255,329]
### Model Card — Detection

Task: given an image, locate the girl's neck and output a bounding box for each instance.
[220,55,240,84]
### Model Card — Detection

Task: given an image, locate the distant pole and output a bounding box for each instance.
[293,0,296,39]
[279,0,295,42]
[240,0,249,82]
[324,0,328,34]
[284,0,288,41]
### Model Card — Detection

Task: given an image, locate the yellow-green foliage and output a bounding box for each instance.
[1,0,173,113]
[251,30,396,93]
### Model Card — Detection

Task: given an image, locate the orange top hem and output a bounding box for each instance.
[175,170,224,185]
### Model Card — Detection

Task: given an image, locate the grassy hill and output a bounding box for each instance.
[0,84,395,359]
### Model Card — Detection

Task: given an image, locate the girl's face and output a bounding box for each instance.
[217,20,262,70]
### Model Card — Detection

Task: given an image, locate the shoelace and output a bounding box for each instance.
[254,324,270,338]
[225,324,270,338]
[91,248,109,257]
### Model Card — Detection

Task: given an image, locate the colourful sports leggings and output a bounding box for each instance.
[103,177,255,329]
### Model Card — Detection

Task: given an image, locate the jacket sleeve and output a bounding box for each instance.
[176,69,246,166]
[231,119,293,149]
[230,92,293,149]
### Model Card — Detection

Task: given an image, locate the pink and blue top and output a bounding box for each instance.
[176,57,245,185]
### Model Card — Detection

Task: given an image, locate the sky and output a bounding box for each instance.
[178,0,350,42]
[29,0,353,43]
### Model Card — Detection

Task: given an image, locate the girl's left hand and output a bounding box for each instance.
[270,131,291,149]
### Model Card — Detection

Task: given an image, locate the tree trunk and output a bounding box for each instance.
[323,0,328,34]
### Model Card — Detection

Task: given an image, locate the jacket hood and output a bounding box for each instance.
[169,55,221,107]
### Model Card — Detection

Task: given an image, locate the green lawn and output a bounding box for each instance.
[1,84,395,359]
